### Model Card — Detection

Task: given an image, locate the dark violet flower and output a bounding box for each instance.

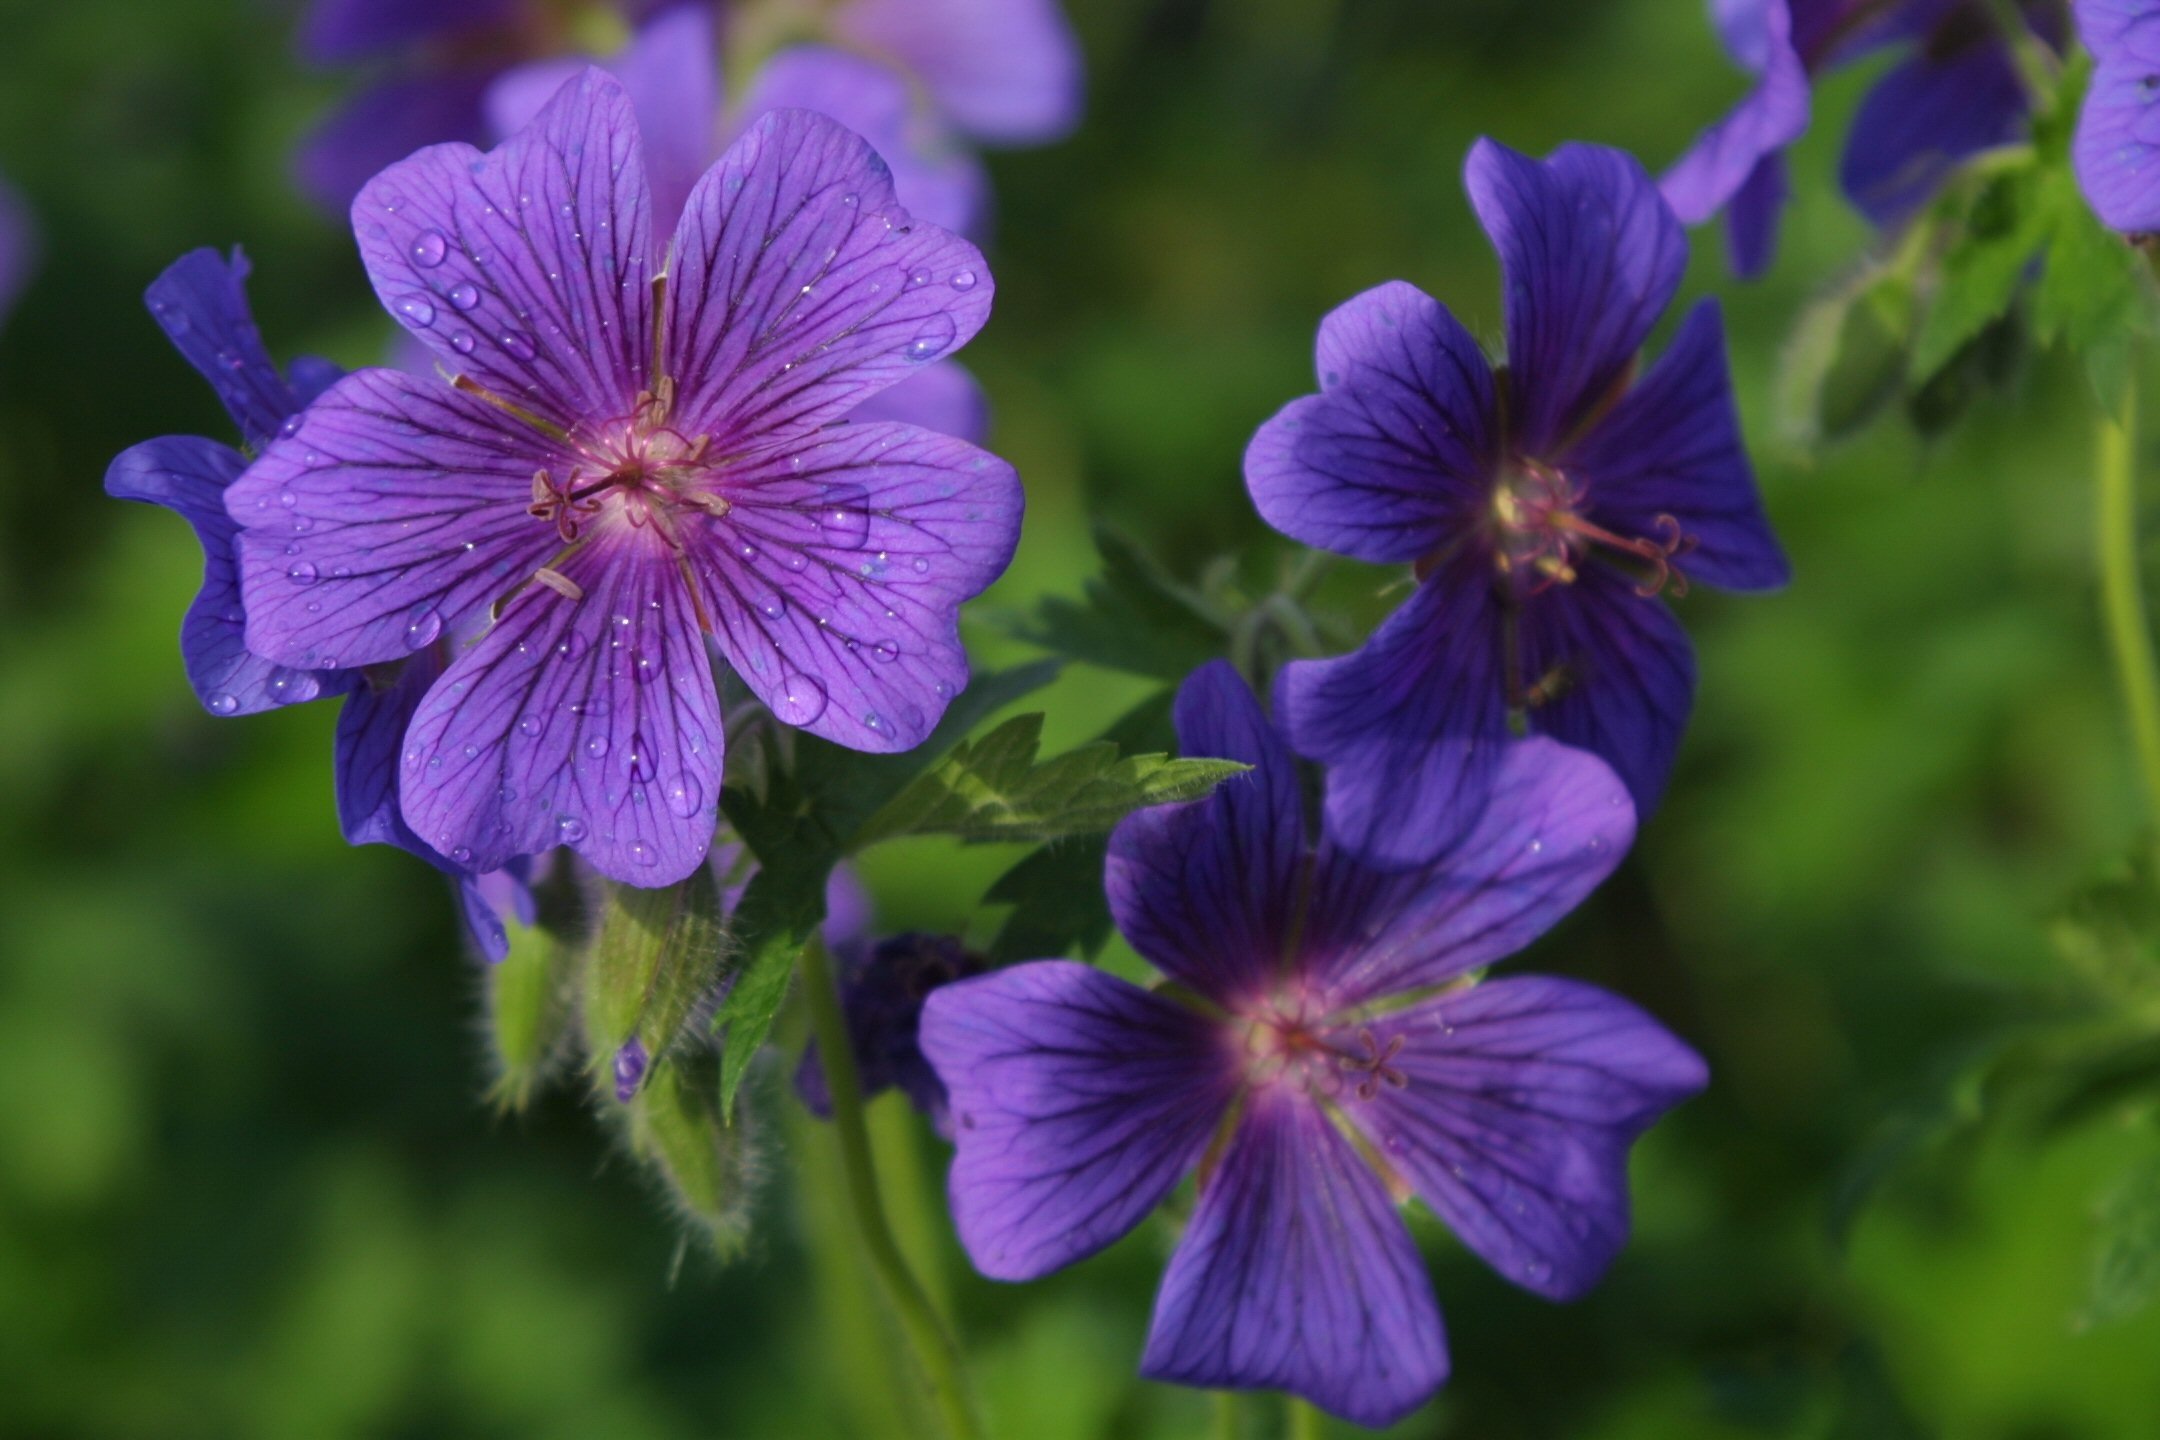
[0,171,34,328]
[818,0,1084,147]
[1666,0,2062,275]
[796,932,986,1131]
[227,72,1022,887]
[104,248,529,962]
[2072,0,2160,231]
[921,663,1705,1426]
[1250,141,1787,863]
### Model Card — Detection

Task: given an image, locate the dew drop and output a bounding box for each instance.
[772,673,829,726]
[448,845,474,866]
[286,559,320,586]
[758,592,787,620]
[665,775,704,818]
[517,715,542,737]
[499,329,537,360]
[910,557,930,575]
[396,295,436,327]
[450,330,477,355]
[629,841,658,868]
[816,486,871,549]
[625,730,654,783]
[556,814,588,843]
[206,692,239,716]
[949,269,978,291]
[904,267,932,290]
[871,640,899,663]
[277,488,298,509]
[585,734,610,759]
[270,671,321,705]
[409,230,448,268]
[902,312,956,362]
[447,282,481,311]
[403,608,442,651]
[278,413,304,439]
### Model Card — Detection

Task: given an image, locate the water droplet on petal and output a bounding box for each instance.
[871,640,899,663]
[950,269,978,291]
[278,413,304,439]
[286,559,319,586]
[448,845,473,866]
[758,591,787,620]
[629,841,658,869]
[409,231,448,268]
[517,715,542,737]
[447,282,481,311]
[403,608,441,650]
[206,692,239,715]
[396,295,436,327]
[625,730,654,783]
[449,330,477,355]
[905,267,932,290]
[585,734,609,759]
[665,775,703,818]
[903,312,956,362]
[270,671,321,705]
[816,487,871,550]
[499,329,536,360]
[556,814,587,843]
[772,673,829,726]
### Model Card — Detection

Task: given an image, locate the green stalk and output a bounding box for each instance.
[2097,377,2160,824]
[800,936,982,1440]
[1285,1396,1325,1440]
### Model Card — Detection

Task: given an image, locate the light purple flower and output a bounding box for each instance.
[1250,140,1786,862]
[825,0,1084,146]
[921,663,1705,1426]
[104,248,528,961]
[0,172,34,328]
[227,72,1022,887]
[2073,0,2160,231]
[1666,0,2059,275]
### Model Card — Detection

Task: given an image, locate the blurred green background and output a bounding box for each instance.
[6,0,2160,1436]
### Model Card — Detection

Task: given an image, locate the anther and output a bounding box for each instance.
[533,566,584,600]
[1338,1027,1409,1102]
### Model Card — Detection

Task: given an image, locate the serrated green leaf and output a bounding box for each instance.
[1911,166,2049,384]
[710,833,832,1116]
[986,837,1115,962]
[848,712,1248,850]
[1004,526,1230,679]
[1776,263,1916,450]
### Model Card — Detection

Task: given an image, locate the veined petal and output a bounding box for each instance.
[399,523,724,884]
[1516,567,1698,814]
[142,249,306,449]
[1105,662,1306,1008]
[1305,738,1634,1005]
[1341,976,1706,1301]
[1660,0,1809,229]
[742,46,988,239]
[1142,1090,1448,1428]
[354,67,655,426]
[335,652,444,851]
[1568,300,1789,592]
[834,0,1084,145]
[688,421,1021,753]
[664,108,994,441]
[1724,151,1789,278]
[106,436,349,716]
[1841,39,2028,227]
[1277,560,1510,867]
[846,359,990,442]
[2074,9,2160,233]
[920,962,1234,1280]
[226,367,567,672]
[296,70,495,216]
[1246,281,1497,565]
[1466,140,1686,456]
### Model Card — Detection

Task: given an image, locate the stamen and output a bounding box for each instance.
[1337,1027,1409,1103]
[533,566,584,600]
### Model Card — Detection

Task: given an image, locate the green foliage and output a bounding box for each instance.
[1004,527,1231,680]
[484,913,578,1113]
[2050,837,2160,1005]
[985,837,1115,962]
[621,1050,760,1256]
[583,874,726,1095]
[848,712,1248,849]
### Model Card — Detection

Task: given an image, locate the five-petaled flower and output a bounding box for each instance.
[921,662,1707,1427]
[1664,0,2063,275]
[1248,139,1788,863]
[225,70,1023,886]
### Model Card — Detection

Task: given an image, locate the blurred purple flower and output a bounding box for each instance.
[921,663,1705,1426]
[796,932,986,1131]
[1665,0,2063,275]
[0,172,35,328]
[227,72,1021,887]
[824,0,1085,146]
[2073,0,2160,231]
[104,249,528,960]
[1250,141,1786,863]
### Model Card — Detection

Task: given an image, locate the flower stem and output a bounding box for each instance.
[1285,1396,1325,1440]
[2097,373,2160,824]
[800,936,982,1440]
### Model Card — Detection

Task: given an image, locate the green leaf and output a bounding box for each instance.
[1003,527,1230,679]
[847,711,1249,850]
[2049,837,2160,1004]
[2083,1146,2160,1327]
[1776,263,1917,450]
[710,812,833,1117]
[986,837,1115,962]
[1910,166,2049,385]
[583,873,726,1097]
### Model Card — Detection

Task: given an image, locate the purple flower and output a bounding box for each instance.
[226,72,1022,887]
[2073,0,2160,231]
[920,663,1705,1426]
[796,932,987,1132]
[0,171,34,328]
[1666,0,2060,274]
[104,248,530,961]
[822,0,1084,147]
[1250,141,1786,863]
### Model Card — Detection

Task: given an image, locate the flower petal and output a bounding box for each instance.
[845,359,990,442]
[296,70,495,216]
[107,436,349,716]
[2075,10,2160,233]
[335,652,443,851]
[1466,139,1686,456]
[1305,738,1634,1004]
[1105,661,1305,1007]
[1568,300,1789,592]
[1659,0,1808,231]
[353,67,655,425]
[920,962,1234,1281]
[1142,1090,1448,1428]
[1246,280,1497,565]
[1277,559,1509,866]
[1840,41,2027,227]
[1517,567,1698,814]
[399,524,723,884]
[834,0,1084,145]
[297,0,513,63]
[741,46,988,238]
[1341,976,1706,1301]
[663,108,994,440]
[142,248,307,449]
[226,367,567,672]
[688,421,1021,752]
[1724,151,1789,278]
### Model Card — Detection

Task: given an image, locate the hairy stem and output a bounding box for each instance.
[800,936,981,1440]
[2098,374,2160,823]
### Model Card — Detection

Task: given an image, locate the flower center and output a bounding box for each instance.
[1482,458,1694,599]
[1240,997,1409,1103]
[528,381,730,548]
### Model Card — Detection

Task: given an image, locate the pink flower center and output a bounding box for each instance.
[1239,996,1410,1103]
[1478,459,1694,600]
[528,381,729,547]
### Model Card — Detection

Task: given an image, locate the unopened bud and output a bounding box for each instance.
[626,1050,759,1254]
[584,873,726,1100]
